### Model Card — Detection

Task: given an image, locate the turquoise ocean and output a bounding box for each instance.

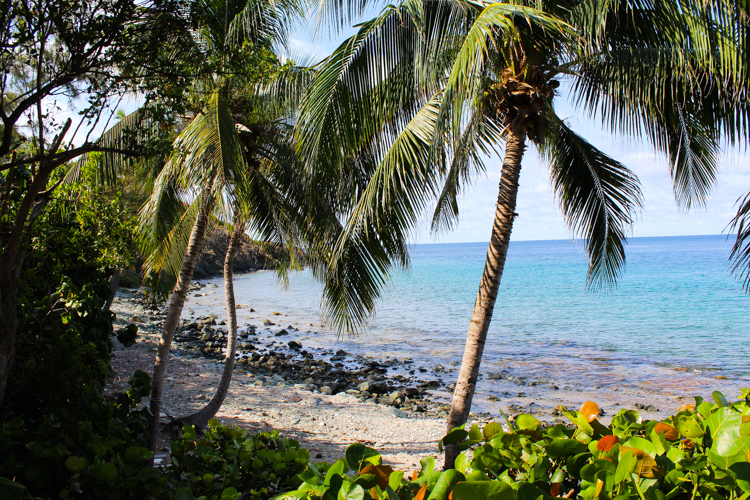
[187,234,750,417]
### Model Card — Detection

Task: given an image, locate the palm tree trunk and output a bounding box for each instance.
[444,125,527,469]
[174,217,245,429]
[147,194,212,456]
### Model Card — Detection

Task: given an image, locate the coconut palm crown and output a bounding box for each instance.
[294,0,748,467]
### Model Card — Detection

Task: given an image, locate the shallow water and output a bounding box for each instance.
[185,235,750,420]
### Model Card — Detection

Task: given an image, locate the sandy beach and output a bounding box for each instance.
[107,288,451,470]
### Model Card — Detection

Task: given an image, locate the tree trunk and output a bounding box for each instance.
[147,194,212,457]
[444,126,527,469]
[102,268,121,313]
[173,217,245,430]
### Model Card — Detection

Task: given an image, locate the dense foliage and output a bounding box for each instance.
[278,391,750,500]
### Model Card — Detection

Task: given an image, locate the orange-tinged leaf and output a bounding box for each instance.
[581,401,599,423]
[676,403,695,413]
[747,450,750,462]
[550,482,561,497]
[360,464,394,490]
[654,422,679,441]
[411,470,418,482]
[597,435,619,451]
[414,484,428,500]
[449,491,453,500]
[595,479,604,498]
[683,439,694,450]
[370,487,379,499]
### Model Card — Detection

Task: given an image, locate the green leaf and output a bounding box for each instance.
[713,391,730,408]
[420,456,435,476]
[426,470,465,500]
[337,482,365,500]
[483,422,504,441]
[325,459,348,486]
[674,411,705,439]
[0,477,29,500]
[517,483,552,500]
[450,481,515,500]
[546,439,587,459]
[516,414,541,431]
[707,407,744,457]
[388,471,403,491]
[221,487,240,500]
[345,443,380,473]
[615,451,638,483]
[455,453,470,475]
[730,462,750,493]
[98,462,117,481]
[621,437,657,458]
[65,456,87,472]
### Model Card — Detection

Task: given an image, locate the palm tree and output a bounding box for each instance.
[295,0,747,468]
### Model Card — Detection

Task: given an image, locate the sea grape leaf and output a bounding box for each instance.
[346,444,380,473]
[581,402,600,423]
[455,453,470,474]
[451,481,515,500]
[697,402,714,418]
[483,422,504,441]
[388,471,403,492]
[326,458,348,486]
[708,449,746,470]
[420,457,435,476]
[517,483,552,500]
[439,428,469,452]
[516,414,541,431]
[359,465,393,490]
[0,477,29,500]
[674,411,705,439]
[580,459,616,483]
[469,424,483,442]
[615,451,638,483]
[352,474,377,490]
[707,407,743,457]
[337,483,365,500]
[714,391,731,408]
[622,437,657,458]
[730,462,750,493]
[561,408,594,435]
[426,470,465,500]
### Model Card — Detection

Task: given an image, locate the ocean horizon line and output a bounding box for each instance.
[412,232,735,247]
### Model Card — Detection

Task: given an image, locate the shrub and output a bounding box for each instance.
[159,421,310,500]
[277,390,750,499]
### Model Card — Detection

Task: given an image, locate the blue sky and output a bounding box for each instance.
[288,16,750,245]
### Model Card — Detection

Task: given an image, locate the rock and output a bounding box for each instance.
[402,387,419,397]
[335,349,348,356]
[715,375,728,380]
[272,374,285,382]
[288,340,302,349]
[294,384,309,390]
[275,329,289,336]
[379,396,394,406]
[263,319,275,326]
[365,397,378,404]
[382,407,407,418]
[303,378,315,384]
[360,390,371,398]
[389,391,401,400]
[320,386,333,395]
[487,395,500,402]
[431,364,445,373]
[358,381,388,393]
[413,405,425,412]
[548,383,559,390]
[330,356,343,361]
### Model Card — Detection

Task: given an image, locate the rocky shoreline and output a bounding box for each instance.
[131,281,464,421]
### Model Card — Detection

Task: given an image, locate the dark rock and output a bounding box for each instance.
[275,329,289,336]
[288,340,302,349]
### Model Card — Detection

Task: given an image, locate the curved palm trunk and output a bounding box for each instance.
[102,268,120,313]
[174,218,245,429]
[444,126,527,469]
[147,194,212,456]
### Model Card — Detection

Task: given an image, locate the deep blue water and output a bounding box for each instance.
[188,235,750,414]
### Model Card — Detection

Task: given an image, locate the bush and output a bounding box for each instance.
[277,390,750,500]
[159,421,310,500]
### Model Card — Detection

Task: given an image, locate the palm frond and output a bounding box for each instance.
[542,115,643,289]
[728,190,750,291]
